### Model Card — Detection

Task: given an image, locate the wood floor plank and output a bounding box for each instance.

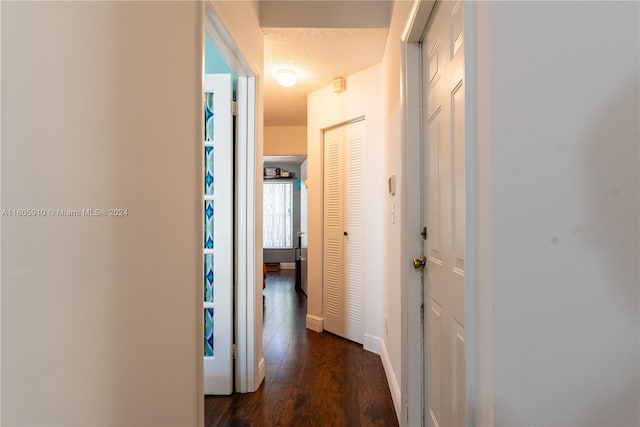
[205,270,398,426]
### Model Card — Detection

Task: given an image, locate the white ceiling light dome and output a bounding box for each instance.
[276,69,297,87]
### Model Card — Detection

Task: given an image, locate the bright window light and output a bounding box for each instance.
[263,181,293,248]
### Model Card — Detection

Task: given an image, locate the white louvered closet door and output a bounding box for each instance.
[343,120,365,342]
[323,120,365,343]
[323,126,345,337]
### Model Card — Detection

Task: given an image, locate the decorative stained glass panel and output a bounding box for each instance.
[204,308,214,356]
[204,254,214,302]
[205,92,214,141]
[205,146,214,195]
[202,75,232,393]
[204,200,214,249]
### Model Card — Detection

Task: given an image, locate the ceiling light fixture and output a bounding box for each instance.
[276,69,297,87]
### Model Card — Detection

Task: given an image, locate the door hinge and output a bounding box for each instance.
[232,101,238,117]
[421,226,428,240]
[231,344,237,360]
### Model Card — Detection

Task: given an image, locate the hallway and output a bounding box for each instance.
[205,270,398,426]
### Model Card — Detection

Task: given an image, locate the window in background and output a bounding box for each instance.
[263,181,293,249]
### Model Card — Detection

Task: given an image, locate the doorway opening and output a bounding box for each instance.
[262,155,308,295]
[202,2,262,416]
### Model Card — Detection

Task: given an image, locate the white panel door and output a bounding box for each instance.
[323,120,365,343]
[203,74,233,395]
[422,2,466,426]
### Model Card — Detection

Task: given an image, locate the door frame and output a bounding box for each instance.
[400,1,492,425]
[203,0,263,413]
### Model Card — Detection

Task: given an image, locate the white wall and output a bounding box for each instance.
[377,1,417,416]
[307,64,386,350]
[264,126,307,155]
[2,2,202,425]
[475,1,639,425]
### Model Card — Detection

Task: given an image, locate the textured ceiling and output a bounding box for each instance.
[264,28,388,126]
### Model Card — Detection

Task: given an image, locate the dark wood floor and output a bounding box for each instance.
[205,269,399,426]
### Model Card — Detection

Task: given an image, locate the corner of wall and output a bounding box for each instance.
[305,314,323,333]
[363,333,383,355]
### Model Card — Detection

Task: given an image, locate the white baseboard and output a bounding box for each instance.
[381,340,401,423]
[363,333,383,355]
[280,262,295,269]
[257,357,265,387]
[305,314,323,332]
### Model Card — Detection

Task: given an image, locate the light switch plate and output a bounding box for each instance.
[388,175,396,195]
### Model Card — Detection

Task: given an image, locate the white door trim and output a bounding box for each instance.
[400,28,425,427]
[401,1,492,425]
[401,4,435,424]
[204,0,263,404]
[234,75,262,394]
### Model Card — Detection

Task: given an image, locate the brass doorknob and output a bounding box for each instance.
[413,257,426,270]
